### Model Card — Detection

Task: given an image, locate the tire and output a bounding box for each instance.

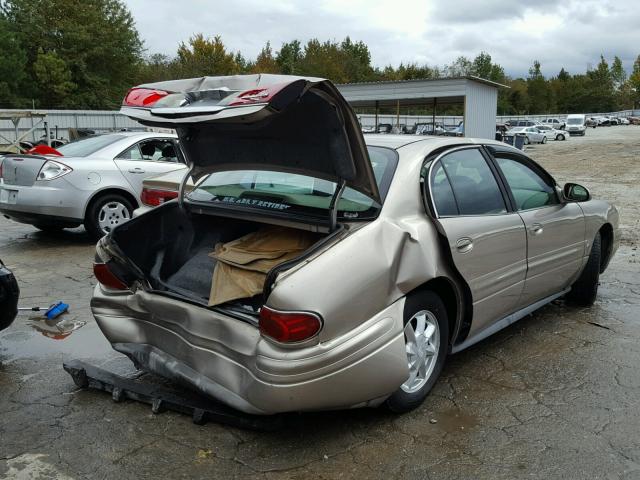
[385,291,449,413]
[541,136,547,144]
[84,193,134,241]
[524,136,530,145]
[557,134,565,141]
[567,232,601,306]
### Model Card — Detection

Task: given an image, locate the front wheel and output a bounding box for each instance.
[385,291,448,413]
[84,194,134,241]
[567,232,601,306]
[524,136,530,145]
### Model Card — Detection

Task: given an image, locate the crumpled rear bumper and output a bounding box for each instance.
[91,285,408,415]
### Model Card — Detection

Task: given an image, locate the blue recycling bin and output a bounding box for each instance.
[503,134,515,146]
[514,134,526,150]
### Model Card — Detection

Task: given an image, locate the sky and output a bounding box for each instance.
[124,0,639,77]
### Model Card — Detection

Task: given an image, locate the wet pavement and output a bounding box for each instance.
[1,126,639,479]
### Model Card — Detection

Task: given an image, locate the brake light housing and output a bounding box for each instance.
[93,262,129,290]
[259,306,322,344]
[37,160,72,181]
[123,88,170,107]
[141,187,179,207]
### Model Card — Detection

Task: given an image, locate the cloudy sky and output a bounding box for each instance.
[124,0,639,77]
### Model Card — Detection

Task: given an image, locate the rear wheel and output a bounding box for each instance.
[567,232,601,306]
[557,134,565,141]
[524,136,530,145]
[541,136,547,144]
[385,291,448,413]
[84,193,134,240]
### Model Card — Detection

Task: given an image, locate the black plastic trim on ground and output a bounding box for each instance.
[62,359,284,431]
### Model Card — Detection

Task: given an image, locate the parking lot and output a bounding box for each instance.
[1,126,639,479]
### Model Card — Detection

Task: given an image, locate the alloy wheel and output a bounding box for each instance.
[98,201,131,235]
[401,310,440,393]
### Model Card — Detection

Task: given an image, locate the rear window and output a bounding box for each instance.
[187,146,398,220]
[56,134,126,157]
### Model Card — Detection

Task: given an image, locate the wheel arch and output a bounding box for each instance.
[406,276,471,350]
[83,187,140,219]
[599,222,614,273]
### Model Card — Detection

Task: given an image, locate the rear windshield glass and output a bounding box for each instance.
[56,134,126,157]
[187,146,398,220]
[567,118,583,125]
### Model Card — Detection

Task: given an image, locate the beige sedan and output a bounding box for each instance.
[91,75,619,415]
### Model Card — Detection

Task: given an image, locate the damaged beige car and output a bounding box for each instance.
[91,74,619,415]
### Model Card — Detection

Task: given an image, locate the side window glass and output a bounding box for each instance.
[495,157,559,210]
[429,163,458,216]
[436,148,507,216]
[116,144,142,160]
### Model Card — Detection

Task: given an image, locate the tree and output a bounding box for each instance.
[251,41,279,73]
[33,49,76,107]
[0,16,27,107]
[629,55,640,108]
[610,56,626,89]
[276,40,302,75]
[2,0,143,108]
[175,34,241,77]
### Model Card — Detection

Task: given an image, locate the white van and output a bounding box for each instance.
[566,114,587,136]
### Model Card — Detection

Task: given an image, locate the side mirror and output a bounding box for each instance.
[563,183,590,202]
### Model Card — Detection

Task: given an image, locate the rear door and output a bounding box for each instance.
[424,146,527,336]
[113,138,181,195]
[489,148,585,306]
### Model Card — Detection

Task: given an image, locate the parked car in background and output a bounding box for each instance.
[618,117,630,125]
[377,123,393,134]
[91,74,619,416]
[586,117,598,128]
[444,121,464,136]
[0,132,183,239]
[133,167,190,217]
[541,118,566,130]
[537,125,569,141]
[506,119,542,128]
[505,126,547,144]
[565,114,587,135]
[0,258,19,332]
[361,125,376,134]
[415,123,446,136]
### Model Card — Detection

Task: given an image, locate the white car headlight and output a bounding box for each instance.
[37,160,73,181]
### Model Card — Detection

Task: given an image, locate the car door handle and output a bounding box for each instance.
[456,237,473,253]
[128,168,145,174]
[530,223,544,235]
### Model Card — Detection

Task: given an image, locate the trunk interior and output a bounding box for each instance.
[109,203,327,314]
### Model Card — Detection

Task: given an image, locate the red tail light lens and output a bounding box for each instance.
[228,82,289,106]
[141,187,179,207]
[123,88,170,107]
[259,306,322,343]
[93,263,128,290]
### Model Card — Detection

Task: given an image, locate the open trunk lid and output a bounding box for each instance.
[120,74,380,203]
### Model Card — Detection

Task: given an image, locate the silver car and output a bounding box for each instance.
[506,126,547,144]
[0,132,183,239]
[91,75,619,415]
[537,125,569,141]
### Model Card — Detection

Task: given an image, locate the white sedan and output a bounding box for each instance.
[0,132,184,239]
[537,125,569,141]
[506,126,547,144]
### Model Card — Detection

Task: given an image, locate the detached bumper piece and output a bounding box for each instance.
[62,359,283,431]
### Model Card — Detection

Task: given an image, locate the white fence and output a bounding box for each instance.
[1,108,639,144]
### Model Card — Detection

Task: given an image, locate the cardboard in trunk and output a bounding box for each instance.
[208,226,317,306]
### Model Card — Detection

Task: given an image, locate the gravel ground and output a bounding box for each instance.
[1,126,639,480]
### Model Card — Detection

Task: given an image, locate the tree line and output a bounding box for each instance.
[1,0,639,113]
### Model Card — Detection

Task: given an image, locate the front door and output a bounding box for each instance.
[492,153,586,306]
[425,147,528,336]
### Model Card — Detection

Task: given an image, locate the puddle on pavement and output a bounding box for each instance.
[431,408,479,433]
[0,311,113,362]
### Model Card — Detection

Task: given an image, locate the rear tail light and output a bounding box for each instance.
[259,306,322,343]
[228,82,289,106]
[93,262,129,290]
[37,160,72,181]
[141,187,179,207]
[123,88,170,107]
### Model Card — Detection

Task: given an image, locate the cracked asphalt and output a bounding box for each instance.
[1,126,639,479]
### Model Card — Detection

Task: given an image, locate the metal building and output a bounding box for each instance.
[337,76,506,140]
